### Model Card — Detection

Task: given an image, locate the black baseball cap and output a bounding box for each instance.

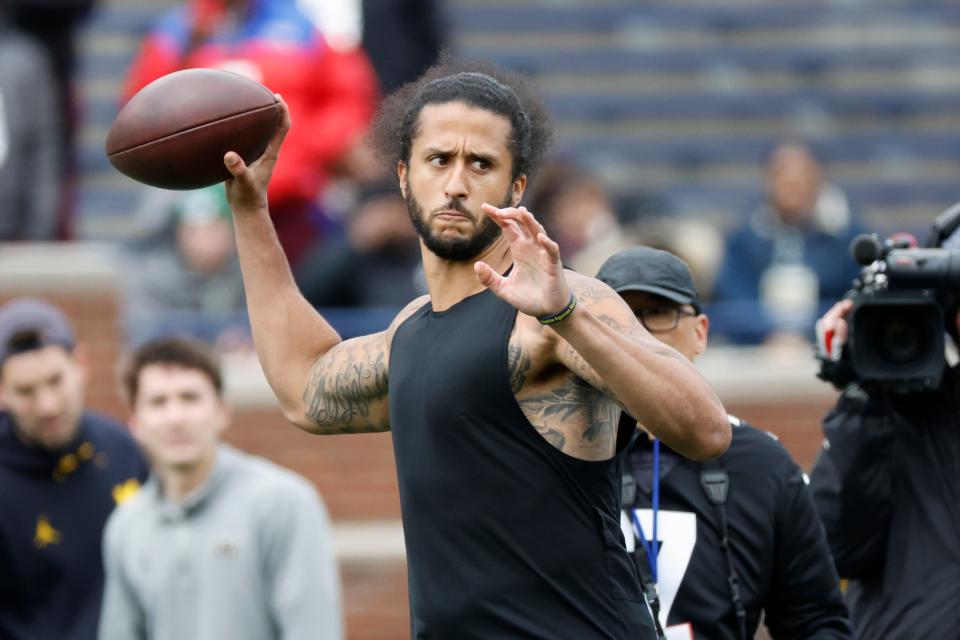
[596,247,701,313]
[0,298,76,366]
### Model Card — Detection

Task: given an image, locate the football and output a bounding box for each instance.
[105,68,281,190]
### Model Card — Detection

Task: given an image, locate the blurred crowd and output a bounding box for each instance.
[2,3,960,639]
[0,0,879,353]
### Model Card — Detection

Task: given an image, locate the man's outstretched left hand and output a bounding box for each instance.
[475,204,573,320]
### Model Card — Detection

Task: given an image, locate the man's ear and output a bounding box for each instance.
[127,411,141,438]
[398,161,408,199]
[71,344,91,387]
[694,314,710,357]
[214,398,232,438]
[511,175,527,207]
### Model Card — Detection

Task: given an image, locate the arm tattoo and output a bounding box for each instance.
[507,343,532,393]
[574,282,619,306]
[520,376,617,453]
[559,343,613,395]
[583,394,620,445]
[303,340,388,430]
[596,313,644,338]
[542,428,567,450]
[562,312,686,390]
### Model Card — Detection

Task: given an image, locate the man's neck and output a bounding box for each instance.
[421,237,512,312]
[159,447,219,504]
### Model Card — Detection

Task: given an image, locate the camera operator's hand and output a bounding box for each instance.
[816,299,854,362]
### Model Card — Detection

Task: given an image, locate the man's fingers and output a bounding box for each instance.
[260,95,291,163]
[833,300,853,346]
[481,202,507,215]
[223,152,248,179]
[264,93,293,157]
[503,220,523,242]
[817,299,854,358]
[224,96,290,187]
[537,233,561,261]
[483,207,520,236]
[823,299,853,330]
[483,205,532,241]
[482,203,524,221]
[823,299,850,322]
[474,260,503,291]
[516,206,560,261]
[519,207,547,238]
[835,318,849,348]
[485,204,551,243]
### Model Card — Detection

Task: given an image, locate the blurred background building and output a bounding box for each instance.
[74,0,960,345]
[5,0,960,637]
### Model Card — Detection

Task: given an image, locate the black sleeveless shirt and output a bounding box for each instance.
[389,287,655,639]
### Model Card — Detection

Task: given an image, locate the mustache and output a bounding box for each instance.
[430,200,472,219]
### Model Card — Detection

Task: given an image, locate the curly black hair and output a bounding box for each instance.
[372,56,553,182]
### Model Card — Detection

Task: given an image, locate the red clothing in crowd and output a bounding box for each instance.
[122,0,378,264]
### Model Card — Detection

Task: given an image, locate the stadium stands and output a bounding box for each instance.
[77,0,960,240]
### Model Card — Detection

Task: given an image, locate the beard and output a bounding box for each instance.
[405,185,514,262]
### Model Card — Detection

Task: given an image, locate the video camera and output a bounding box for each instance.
[838,203,960,393]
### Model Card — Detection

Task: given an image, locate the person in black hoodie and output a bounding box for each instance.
[598,247,852,640]
[0,298,148,640]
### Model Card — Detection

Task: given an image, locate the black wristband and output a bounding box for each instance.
[538,294,577,325]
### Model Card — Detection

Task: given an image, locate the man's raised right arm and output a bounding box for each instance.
[300,332,391,433]
[223,98,394,434]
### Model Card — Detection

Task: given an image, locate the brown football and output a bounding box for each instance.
[105,68,280,190]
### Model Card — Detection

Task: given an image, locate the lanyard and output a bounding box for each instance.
[630,438,660,582]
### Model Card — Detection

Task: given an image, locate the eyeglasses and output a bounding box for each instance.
[635,306,697,333]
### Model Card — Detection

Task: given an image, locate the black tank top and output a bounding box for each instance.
[389,287,655,639]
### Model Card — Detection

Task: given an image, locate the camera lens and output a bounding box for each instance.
[879,320,922,364]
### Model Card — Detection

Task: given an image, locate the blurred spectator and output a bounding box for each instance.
[122,0,378,268]
[0,298,148,640]
[0,9,63,240]
[527,161,638,277]
[633,215,725,302]
[528,161,711,281]
[120,185,248,349]
[360,0,445,95]
[599,248,852,639]
[711,141,864,346]
[6,0,94,239]
[99,337,343,640]
[296,0,361,51]
[298,0,444,95]
[296,181,425,308]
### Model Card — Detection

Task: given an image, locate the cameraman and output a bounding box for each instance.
[811,266,960,637]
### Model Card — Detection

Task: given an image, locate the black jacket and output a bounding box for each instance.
[810,368,960,639]
[623,417,851,640]
[0,411,148,640]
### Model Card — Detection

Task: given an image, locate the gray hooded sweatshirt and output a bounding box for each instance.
[98,444,343,640]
